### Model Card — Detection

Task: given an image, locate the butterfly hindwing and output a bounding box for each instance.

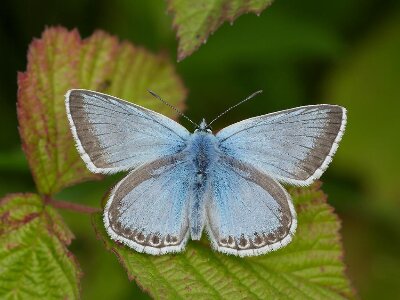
[104,153,193,255]
[216,105,346,186]
[206,155,296,257]
[65,89,189,174]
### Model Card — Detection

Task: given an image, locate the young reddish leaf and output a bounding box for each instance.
[0,193,80,299]
[93,183,355,299]
[17,27,186,195]
[167,0,274,61]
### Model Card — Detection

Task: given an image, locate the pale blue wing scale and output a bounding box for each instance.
[104,153,194,255]
[65,89,190,174]
[205,156,296,257]
[216,105,347,186]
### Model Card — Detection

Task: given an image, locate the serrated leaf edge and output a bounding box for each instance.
[166,0,274,61]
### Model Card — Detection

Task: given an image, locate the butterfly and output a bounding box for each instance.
[65,89,346,257]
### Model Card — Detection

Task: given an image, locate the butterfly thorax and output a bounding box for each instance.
[187,130,218,178]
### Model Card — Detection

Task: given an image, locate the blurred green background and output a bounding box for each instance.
[1,0,400,299]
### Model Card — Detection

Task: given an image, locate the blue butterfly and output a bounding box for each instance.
[65,89,346,257]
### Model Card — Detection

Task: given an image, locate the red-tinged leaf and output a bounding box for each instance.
[0,193,80,299]
[167,0,274,61]
[18,27,186,195]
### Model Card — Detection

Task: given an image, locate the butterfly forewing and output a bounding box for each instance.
[206,156,296,257]
[216,105,346,186]
[65,89,189,174]
[104,153,193,255]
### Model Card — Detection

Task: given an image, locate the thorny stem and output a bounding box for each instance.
[45,196,101,214]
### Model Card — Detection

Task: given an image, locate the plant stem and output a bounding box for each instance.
[46,198,101,214]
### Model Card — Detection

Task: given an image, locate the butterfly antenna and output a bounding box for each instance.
[147,90,198,128]
[208,90,263,127]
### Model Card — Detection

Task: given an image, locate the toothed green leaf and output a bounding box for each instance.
[93,184,354,299]
[0,193,80,299]
[17,27,186,195]
[167,0,274,61]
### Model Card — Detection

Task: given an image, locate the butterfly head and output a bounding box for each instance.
[195,118,212,133]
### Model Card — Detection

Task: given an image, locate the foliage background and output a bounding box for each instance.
[1,0,400,299]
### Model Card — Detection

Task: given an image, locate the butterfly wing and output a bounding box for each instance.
[65,89,190,174]
[104,153,193,255]
[206,156,296,257]
[216,105,346,186]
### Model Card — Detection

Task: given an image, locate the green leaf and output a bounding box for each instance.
[17,27,186,195]
[0,193,80,299]
[93,183,354,299]
[167,0,274,61]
